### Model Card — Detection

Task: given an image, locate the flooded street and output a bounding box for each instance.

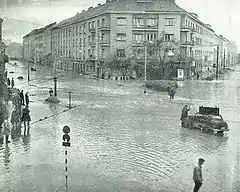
[1,62,240,192]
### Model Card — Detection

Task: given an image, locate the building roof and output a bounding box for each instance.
[55,0,185,28]
[23,22,56,38]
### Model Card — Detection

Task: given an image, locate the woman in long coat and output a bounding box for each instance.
[21,105,31,129]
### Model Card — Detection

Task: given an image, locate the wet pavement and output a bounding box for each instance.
[1,61,240,191]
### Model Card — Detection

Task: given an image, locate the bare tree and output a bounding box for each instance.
[147,31,180,64]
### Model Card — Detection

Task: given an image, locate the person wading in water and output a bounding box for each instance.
[193,158,205,192]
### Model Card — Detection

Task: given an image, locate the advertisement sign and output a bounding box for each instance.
[177,69,184,79]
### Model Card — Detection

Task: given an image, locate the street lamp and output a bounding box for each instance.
[168,49,174,80]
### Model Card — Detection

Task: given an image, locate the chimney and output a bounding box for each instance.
[106,0,110,3]
[97,3,101,6]
[82,10,85,12]
[88,6,93,10]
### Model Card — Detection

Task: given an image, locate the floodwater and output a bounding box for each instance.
[0,62,240,192]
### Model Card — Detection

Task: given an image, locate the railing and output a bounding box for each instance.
[99,25,110,31]
[89,28,96,33]
[99,40,110,45]
[180,41,195,46]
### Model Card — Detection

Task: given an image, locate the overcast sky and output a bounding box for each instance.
[0,0,239,50]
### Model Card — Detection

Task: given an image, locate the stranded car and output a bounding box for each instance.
[181,106,229,135]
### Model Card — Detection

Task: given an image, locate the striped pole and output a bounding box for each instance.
[65,146,68,192]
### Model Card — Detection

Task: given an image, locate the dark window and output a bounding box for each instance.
[117,49,126,57]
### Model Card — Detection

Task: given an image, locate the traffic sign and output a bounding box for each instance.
[62,142,71,147]
[62,125,71,147]
[63,125,70,134]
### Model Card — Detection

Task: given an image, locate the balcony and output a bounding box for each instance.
[89,42,96,47]
[99,40,110,46]
[181,26,197,33]
[132,41,144,47]
[89,28,96,33]
[180,41,195,47]
[99,26,110,31]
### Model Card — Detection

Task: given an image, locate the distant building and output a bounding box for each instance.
[23,22,56,66]
[5,42,23,60]
[22,0,238,79]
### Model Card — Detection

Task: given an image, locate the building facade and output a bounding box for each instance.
[23,22,56,66]
[23,0,238,79]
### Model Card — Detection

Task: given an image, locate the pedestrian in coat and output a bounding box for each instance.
[7,78,10,87]
[193,158,205,192]
[21,105,31,131]
[25,92,29,106]
[11,78,15,88]
[3,119,11,144]
[20,90,25,105]
[49,88,53,97]
[197,73,199,80]
[168,86,176,99]
[180,105,190,120]
[11,109,19,130]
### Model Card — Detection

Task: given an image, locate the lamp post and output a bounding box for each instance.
[144,42,147,94]
[167,49,174,80]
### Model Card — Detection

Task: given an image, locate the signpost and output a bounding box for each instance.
[62,125,71,192]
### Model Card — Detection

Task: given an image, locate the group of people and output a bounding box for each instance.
[7,77,15,89]
[0,75,32,144]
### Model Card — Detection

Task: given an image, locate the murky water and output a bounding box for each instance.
[1,62,240,191]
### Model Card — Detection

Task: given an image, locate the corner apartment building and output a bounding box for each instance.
[23,22,56,66]
[23,0,238,79]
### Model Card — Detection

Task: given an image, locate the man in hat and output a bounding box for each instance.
[193,158,205,192]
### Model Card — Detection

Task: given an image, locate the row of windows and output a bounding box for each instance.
[53,18,106,39]
[185,20,203,34]
[132,18,175,26]
[53,17,175,40]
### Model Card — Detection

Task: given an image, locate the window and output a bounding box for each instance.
[165,34,174,41]
[147,18,157,26]
[133,34,144,42]
[88,22,91,30]
[117,49,126,57]
[92,21,96,28]
[117,33,126,41]
[97,20,100,27]
[165,18,175,26]
[117,17,127,25]
[133,18,144,26]
[147,33,157,42]
[101,49,104,57]
[102,19,105,26]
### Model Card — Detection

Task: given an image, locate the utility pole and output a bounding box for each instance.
[68,92,72,108]
[144,43,147,94]
[223,48,226,68]
[62,125,71,192]
[216,45,219,80]
[28,61,30,82]
[53,77,57,96]
[143,0,147,94]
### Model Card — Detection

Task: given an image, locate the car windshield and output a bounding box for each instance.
[209,115,222,120]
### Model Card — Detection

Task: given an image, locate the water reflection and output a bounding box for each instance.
[179,127,228,155]
[3,145,11,172]
[22,132,31,153]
